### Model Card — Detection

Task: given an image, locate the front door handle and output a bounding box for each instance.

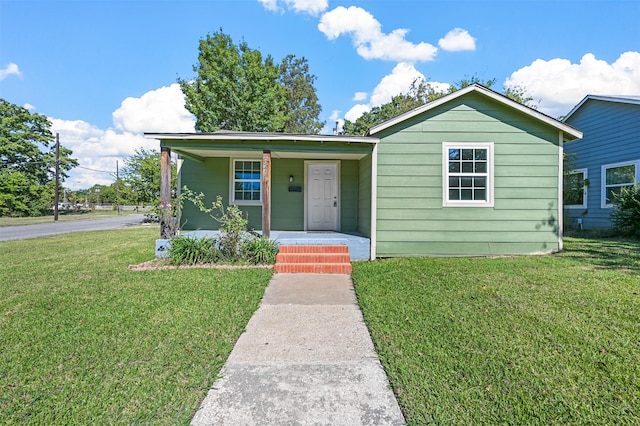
[333,197,337,207]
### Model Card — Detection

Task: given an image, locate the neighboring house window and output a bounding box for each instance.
[564,168,587,209]
[601,160,639,208]
[443,142,494,207]
[232,159,261,203]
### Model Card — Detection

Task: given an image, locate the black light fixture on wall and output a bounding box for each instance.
[289,175,294,183]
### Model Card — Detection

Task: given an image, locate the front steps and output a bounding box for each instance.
[274,245,353,274]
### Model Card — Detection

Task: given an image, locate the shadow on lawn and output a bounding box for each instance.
[562,237,640,273]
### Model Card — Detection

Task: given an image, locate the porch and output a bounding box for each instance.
[182,230,371,261]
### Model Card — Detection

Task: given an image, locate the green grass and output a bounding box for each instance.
[353,237,640,425]
[0,227,272,424]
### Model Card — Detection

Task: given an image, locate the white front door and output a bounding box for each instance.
[307,162,338,231]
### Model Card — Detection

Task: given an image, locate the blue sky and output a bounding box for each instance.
[1,0,639,189]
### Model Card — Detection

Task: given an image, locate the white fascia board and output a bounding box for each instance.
[368,85,477,135]
[368,84,583,140]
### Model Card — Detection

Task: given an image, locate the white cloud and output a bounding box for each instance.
[23,103,36,111]
[257,0,279,12]
[505,51,640,118]
[342,62,451,123]
[50,84,196,190]
[318,6,438,62]
[352,91,368,101]
[0,62,22,80]
[258,0,328,15]
[369,62,426,107]
[344,104,370,123]
[438,28,476,52]
[112,83,195,133]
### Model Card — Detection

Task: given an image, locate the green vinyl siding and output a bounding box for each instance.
[179,157,260,231]
[179,157,228,231]
[340,160,359,232]
[375,92,561,257]
[179,156,365,233]
[358,154,372,237]
[270,158,305,230]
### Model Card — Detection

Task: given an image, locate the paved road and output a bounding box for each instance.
[0,214,147,241]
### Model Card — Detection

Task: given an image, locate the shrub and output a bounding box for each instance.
[611,184,640,237]
[181,188,249,259]
[216,200,248,260]
[168,234,220,265]
[177,187,278,265]
[241,234,279,264]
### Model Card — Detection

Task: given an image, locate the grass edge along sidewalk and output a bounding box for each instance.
[352,236,639,425]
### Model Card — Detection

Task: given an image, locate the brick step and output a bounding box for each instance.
[275,253,351,264]
[273,263,353,274]
[278,245,349,254]
[275,245,352,274]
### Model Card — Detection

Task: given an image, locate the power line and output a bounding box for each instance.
[75,165,115,174]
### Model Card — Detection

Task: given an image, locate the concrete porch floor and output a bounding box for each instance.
[183,230,371,261]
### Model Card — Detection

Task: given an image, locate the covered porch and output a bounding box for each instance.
[146,131,379,260]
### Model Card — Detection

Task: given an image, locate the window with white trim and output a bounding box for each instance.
[443,143,494,207]
[601,160,638,208]
[232,159,261,203]
[564,168,587,209]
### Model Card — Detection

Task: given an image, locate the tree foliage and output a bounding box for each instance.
[0,99,77,216]
[179,30,323,134]
[611,184,640,237]
[342,75,537,135]
[121,148,176,205]
[279,54,324,133]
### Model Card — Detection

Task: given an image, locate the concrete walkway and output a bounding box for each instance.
[191,273,405,426]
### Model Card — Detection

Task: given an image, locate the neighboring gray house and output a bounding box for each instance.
[563,95,640,230]
[148,84,583,259]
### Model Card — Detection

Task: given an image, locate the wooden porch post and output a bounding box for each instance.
[262,150,271,239]
[160,146,173,239]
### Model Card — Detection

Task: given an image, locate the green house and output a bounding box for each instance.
[147,84,582,259]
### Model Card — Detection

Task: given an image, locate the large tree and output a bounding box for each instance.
[0,99,77,216]
[278,54,324,133]
[179,30,323,133]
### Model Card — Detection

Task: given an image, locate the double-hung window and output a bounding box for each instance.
[443,142,494,207]
[564,168,587,209]
[601,160,639,208]
[232,159,261,203]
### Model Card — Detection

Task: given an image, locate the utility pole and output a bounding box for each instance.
[54,133,60,221]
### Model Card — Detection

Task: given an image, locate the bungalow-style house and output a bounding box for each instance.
[146,84,582,260]
[562,95,640,230]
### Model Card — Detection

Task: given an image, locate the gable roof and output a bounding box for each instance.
[563,94,640,121]
[367,83,583,140]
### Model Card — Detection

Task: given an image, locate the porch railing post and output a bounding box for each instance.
[262,150,271,239]
[160,146,173,239]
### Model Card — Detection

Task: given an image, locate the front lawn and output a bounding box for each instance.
[353,237,639,425]
[0,227,272,424]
